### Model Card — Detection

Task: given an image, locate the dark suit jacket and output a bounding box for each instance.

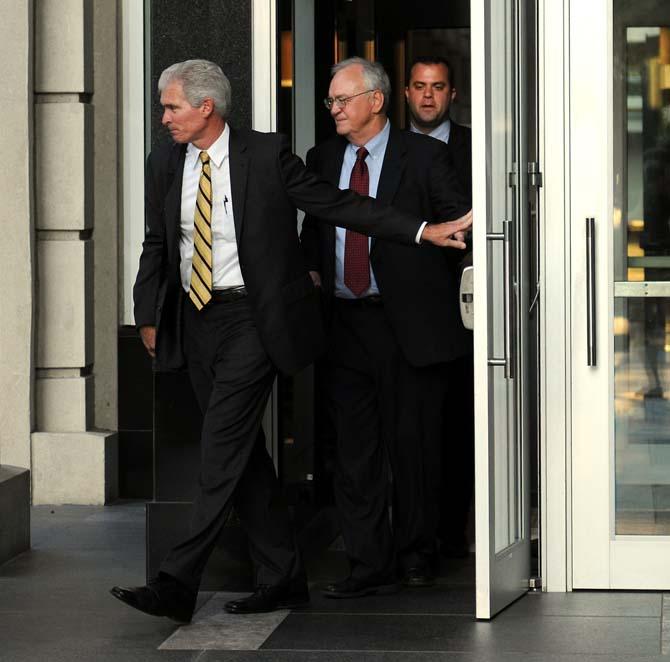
[300,127,471,367]
[133,127,424,375]
[446,121,472,205]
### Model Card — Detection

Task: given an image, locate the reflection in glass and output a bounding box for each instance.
[615,26,670,282]
[615,298,670,534]
[614,5,670,535]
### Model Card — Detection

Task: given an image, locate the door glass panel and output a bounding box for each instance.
[614,1,670,535]
[615,297,670,534]
[489,0,522,554]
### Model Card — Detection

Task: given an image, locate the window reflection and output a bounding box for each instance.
[614,5,670,535]
[615,298,670,535]
[618,27,670,281]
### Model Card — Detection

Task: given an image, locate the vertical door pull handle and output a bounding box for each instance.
[503,219,515,379]
[586,217,597,366]
[486,222,515,379]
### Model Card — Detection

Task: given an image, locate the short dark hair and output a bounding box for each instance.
[407,56,454,88]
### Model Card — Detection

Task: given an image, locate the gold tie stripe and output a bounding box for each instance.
[189,151,213,310]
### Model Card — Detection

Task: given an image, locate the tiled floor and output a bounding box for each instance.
[0,502,667,661]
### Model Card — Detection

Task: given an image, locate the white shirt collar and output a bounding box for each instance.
[410,118,451,144]
[187,122,229,169]
[349,119,391,160]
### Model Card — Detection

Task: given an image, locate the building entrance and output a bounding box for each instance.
[276,0,541,619]
[119,0,541,620]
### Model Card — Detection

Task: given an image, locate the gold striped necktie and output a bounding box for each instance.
[189,151,213,310]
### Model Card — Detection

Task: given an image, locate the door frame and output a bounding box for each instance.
[474,0,573,596]
[252,0,280,466]
[538,0,572,592]
[250,0,575,596]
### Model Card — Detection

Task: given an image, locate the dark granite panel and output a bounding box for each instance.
[149,0,252,149]
[153,371,202,501]
[263,611,661,656]
[202,654,670,662]
[118,326,153,431]
[146,502,252,591]
[504,590,662,618]
[304,584,475,615]
[118,431,153,499]
[0,467,30,564]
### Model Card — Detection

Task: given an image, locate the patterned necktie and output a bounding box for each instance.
[189,151,213,311]
[344,146,370,297]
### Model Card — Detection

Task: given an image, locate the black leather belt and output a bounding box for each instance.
[335,295,382,307]
[211,286,247,302]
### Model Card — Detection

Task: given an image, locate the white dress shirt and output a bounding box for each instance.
[179,123,244,293]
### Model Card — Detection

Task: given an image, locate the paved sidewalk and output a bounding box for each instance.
[0,503,667,661]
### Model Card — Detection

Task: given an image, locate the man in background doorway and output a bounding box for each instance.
[301,57,472,597]
[406,55,474,559]
[406,55,472,205]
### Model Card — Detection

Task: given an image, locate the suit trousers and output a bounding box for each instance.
[326,298,447,579]
[439,351,475,546]
[160,296,303,592]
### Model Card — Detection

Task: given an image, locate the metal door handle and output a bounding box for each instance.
[586,217,596,366]
[487,220,515,379]
[503,219,515,378]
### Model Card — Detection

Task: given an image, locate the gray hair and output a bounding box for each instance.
[158,59,232,119]
[331,57,391,114]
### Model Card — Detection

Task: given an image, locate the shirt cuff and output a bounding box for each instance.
[415,221,428,244]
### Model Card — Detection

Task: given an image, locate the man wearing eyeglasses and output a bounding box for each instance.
[110,58,472,624]
[301,57,472,597]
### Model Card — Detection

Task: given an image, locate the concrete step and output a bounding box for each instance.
[0,465,30,565]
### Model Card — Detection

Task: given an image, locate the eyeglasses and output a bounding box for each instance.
[323,89,376,110]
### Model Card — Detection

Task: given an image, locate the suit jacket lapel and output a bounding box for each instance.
[228,127,248,243]
[323,138,347,246]
[372,127,406,248]
[164,143,187,261]
[327,137,347,186]
[376,127,406,205]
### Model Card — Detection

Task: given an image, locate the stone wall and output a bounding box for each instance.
[31,0,118,505]
[0,0,34,471]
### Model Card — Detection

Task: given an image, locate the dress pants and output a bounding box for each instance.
[438,352,475,548]
[160,295,303,592]
[327,298,446,579]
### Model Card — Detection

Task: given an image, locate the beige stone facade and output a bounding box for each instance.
[2,0,120,505]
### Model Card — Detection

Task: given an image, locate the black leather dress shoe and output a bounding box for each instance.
[224,584,310,614]
[110,574,196,623]
[402,565,436,587]
[321,576,400,599]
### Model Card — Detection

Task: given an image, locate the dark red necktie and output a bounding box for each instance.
[344,146,371,297]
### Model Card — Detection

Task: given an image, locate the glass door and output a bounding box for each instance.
[571,0,670,588]
[472,0,533,618]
